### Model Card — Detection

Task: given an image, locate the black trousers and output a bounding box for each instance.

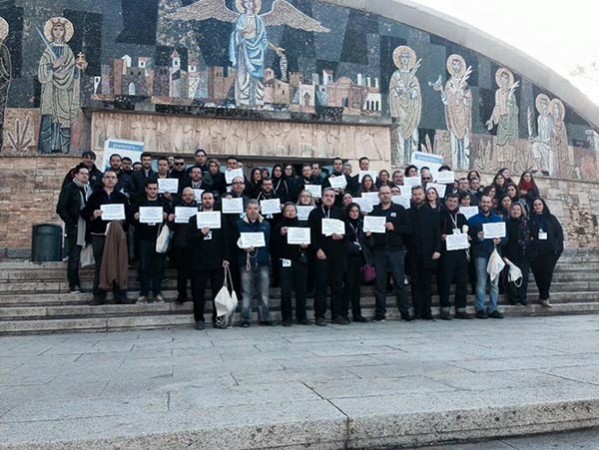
[139,240,164,297]
[438,251,468,309]
[507,255,531,305]
[531,251,559,301]
[373,250,410,319]
[280,260,307,322]
[343,255,363,319]
[172,247,193,300]
[91,235,126,302]
[314,257,344,320]
[65,225,81,289]
[408,254,433,318]
[191,267,223,323]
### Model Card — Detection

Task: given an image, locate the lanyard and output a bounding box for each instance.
[321,206,331,218]
[448,211,458,230]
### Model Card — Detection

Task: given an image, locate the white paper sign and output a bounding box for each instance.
[399,185,412,197]
[139,206,164,224]
[328,175,347,190]
[196,211,222,229]
[435,171,455,184]
[483,222,506,239]
[304,184,322,198]
[260,198,281,215]
[460,206,479,220]
[225,168,244,184]
[392,195,411,209]
[404,176,421,187]
[175,207,198,224]
[363,215,386,233]
[193,189,204,201]
[100,204,125,221]
[446,233,470,251]
[222,197,244,214]
[352,197,373,213]
[158,178,179,194]
[426,183,446,198]
[287,227,311,245]
[297,206,315,221]
[361,192,380,207]
[411,151,444,173]
[322,218,345,236]
[358,170,378,183]
[240,232,266,248]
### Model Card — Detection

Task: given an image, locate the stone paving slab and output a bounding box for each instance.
[1,315,599,449]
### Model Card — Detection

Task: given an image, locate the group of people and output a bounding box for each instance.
[56,148,564,330]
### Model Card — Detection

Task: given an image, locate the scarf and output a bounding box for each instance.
[72,179,91,246]
[519,180,534,193]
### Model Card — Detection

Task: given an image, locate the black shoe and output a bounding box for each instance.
[195,320,205,330]
[297,319,311,325]
[440,311,453,321]
[282,321,292,327]
[475,310,488,319]
[401,315,414,322]
[422,315,436,321]
[92,296,105,306]
[455,311,473,319]
[315,317,327,326]
[175,296,187,305]
[259,320,274,326]
[333,317,350,325]
[241,321,250,328]
[489,310,504,319]
[374,317,386,322]
[353,315,368,323]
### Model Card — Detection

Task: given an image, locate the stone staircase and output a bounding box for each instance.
[0,250,598,335]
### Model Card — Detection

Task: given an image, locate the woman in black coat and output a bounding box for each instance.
[343,203,371,323]
[529,198,564,307]
[504,203,534,305]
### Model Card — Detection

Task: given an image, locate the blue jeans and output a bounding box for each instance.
[474,256,499,313]
[241,265,272,322]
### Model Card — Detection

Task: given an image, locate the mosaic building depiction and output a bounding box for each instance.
[0,0,596,182]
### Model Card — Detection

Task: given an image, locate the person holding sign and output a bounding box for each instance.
[234,200,273,327]
[180,166,209,197]
[256,178,283,285]
[131,152,157,202]
[188,191,231,330]
[323,157,352,207]
[156,157,178,204]
[504,203,534,306]
[467,195,507,319]
[406,186,442,320]
[131,181,170,304]
[369,186,413,322]
[308,188,348,326]
[438,193,472,320]
[167,187,200,304]
[81,170,130,305]
[273,203,311,326]
[343,203,371,323]
[529,198,564,308]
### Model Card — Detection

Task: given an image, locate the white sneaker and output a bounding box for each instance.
[154,294,165,303]
[136,296,148,304]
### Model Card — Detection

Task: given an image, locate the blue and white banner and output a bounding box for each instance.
[101,139,145,171]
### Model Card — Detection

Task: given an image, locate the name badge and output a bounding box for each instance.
[453,228,461,235]
[204,231,213,241]
[390,212,397,218]
[539,231,548,240]
[281,259,292,268]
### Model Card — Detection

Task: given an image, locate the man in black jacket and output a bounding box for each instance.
[187,191,231,330]
[81,170,130,304]
[369,186,413,321]
[186,148,209,176]
[322,157,352,207]
[56,164,91,293]
[407,186,442,320]
[308,188,348,326]
[438,193,472,320]
[62,150,103,191]
[108,153,134,198]
[131,152,157,202]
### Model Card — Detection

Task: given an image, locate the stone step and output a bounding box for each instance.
[1,290,598,321]
[0,302,597,335]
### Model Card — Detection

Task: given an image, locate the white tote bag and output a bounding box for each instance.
[80,244,95,268]
[486,248,506,283]
[215,266,239,321]
[155,225,171,254]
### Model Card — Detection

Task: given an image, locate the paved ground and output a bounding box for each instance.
[1,315,599,449]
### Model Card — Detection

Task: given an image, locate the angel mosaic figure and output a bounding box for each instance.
[168,0,329,108]
[486,68,519,147]
[430,54,473,169]
[37,17,87,154]
[528,94,554,176]
[389,46,421,165]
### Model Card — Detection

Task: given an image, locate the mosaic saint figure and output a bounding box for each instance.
[389,46,422,165]
[431,54,473,169]
[167,0,329,108]
[529,94,554,176]
[486,68,519,146]
[0,17,11,151]
[38,17,87,154]
[550,98,568,177]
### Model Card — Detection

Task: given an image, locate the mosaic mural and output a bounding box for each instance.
[0,0,597,181]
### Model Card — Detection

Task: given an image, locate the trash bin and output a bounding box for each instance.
[31,224,63,262]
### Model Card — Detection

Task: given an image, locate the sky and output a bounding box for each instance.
[411,0,599,104]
